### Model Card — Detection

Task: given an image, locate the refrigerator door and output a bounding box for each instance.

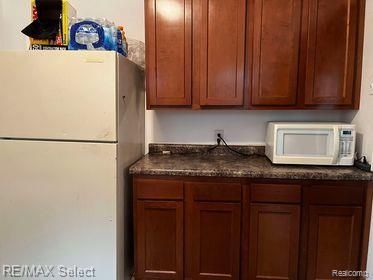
[0,51,117,142]
[0,140,119,280]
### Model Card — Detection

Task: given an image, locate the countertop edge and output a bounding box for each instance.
[129,168,373,181]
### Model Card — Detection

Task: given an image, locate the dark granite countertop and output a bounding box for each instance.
[129,144,373,181]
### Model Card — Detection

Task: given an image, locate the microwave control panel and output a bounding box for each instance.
[339,129,355,158]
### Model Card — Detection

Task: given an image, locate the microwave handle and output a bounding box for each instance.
[332,127,340,164]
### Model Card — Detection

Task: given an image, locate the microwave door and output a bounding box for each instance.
[276,127,339,165]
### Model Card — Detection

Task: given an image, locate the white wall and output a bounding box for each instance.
[347,1,373,164]
[349,0,373,272]
[69,0,145,42]
[0,0,3,49]
[0,0,29,49]
[0,0,144,47]
[149,110,347,144]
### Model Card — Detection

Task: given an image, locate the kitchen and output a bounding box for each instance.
[0,0,373,280]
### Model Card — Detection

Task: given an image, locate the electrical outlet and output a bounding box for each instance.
[214,130,224,142]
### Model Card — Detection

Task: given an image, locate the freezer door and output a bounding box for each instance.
[0,140,119,280]
[0,51,117,142]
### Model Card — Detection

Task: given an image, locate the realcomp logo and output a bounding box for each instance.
[2,265,96,278]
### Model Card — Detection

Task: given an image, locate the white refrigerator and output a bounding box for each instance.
[0,51,145,280]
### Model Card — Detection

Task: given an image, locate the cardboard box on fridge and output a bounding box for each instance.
[30,0,77,46]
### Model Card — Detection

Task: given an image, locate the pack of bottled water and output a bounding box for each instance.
[69,18,127,56]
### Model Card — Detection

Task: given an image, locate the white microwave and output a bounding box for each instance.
[265,122,356,166]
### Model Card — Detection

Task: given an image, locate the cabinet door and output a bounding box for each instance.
[304,0,359,106]
[248,204,300,280]
[145,0,192,107]
[191,202,241,280]
[194,0,246,106]
[306,206,362,280]
[251,0,302,106]
[136,201,183,280]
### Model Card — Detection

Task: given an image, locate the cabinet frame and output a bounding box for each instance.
[185,181,242,279]
[133,176,373,280]
[248,203,301,280]
[189,202,241,280]
[135,200,184,279]
[145,0,192,108]
[296,0,365,110]
[145,0,366,109]
[305,205,362,280]
[303,0,358,106]
[249,0,302,107]
[193,0,247,107]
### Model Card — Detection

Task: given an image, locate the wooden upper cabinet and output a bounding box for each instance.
[306,206,362,280]
[303,0,359,106]
[193,0,246,106]
[145,0,192,107]
[145,0,364,109]
[250,0,302,106]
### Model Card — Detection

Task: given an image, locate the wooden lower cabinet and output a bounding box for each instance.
[190,202,241,280]
[133,177,371,280]
[305,206,362,280]
[135,200,184,279]
[186,181,242,280]
[248,204,300,280]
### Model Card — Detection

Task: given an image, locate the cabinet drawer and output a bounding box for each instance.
[304,184,364,205]
[251,183,301,204]
[135,178,184,200]
[186,182,241,202]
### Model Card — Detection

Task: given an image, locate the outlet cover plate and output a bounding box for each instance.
[214,130,224,141]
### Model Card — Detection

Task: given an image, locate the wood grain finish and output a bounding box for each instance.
[195,0,246,106]
[136,201,184,279]
[306,206,362,280]
[135,178,184,200]
[133,176,370,280]
[248,204,300,280]
[191,202,241,280]
[251,0,302,106]
[304,0,359,106]
[145,0,365,109]
[352,0,366,110]
[251,183,301,203]
[303,183,364,205]
[360,182,373,273]
[145,0,192,107]
[186,182,242,202]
